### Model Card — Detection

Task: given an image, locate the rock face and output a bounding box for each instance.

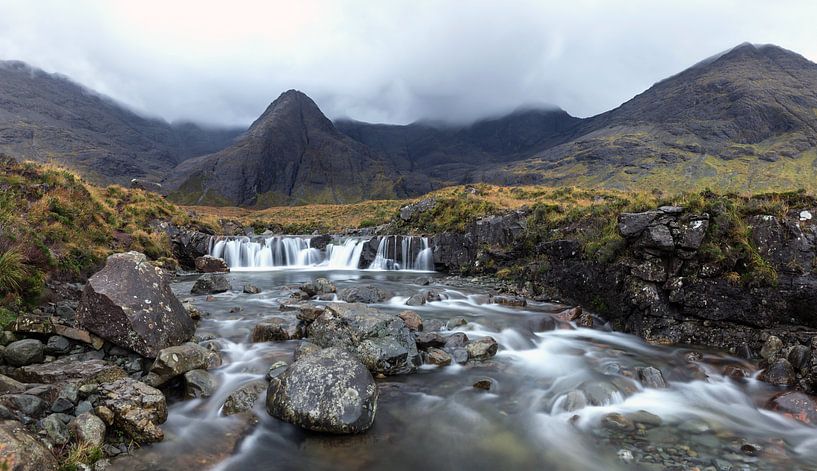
[194,255,229,273]
[306,303,420,375]
[100,378,167,443]
[266,347,378,433]
[77,252,195,358]
[0,419,59,470]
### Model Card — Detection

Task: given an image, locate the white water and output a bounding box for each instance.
[208,235,435,271]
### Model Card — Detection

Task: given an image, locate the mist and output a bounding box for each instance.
[1,0,815,127]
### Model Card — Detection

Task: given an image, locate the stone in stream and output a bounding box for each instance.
[0,419,60,470]
[338,285,389,304]
[491,295,527,307]
[472,378,495,390]
[415,332,446,349]
[601,412,635,431]
[465,337,498,361]
[636,366,668,389]
[70,412,106,447]
[446,317,468,329]
[3,338,44,366]
[300,278,336,297]
[222,380,267,416]
[184,369,218,399]
[398,310,423,331]
[759,358,796,386]
[251,317,304,342]
[242,284,260,294]
[146,342,214,387]
[266,347,378,434]
[194,255,229,273]
[424,348,452,366]
[99,377,167,443]
[191,273,232,295]
[76,251,196,358]
[443,332,469,349]
[767,391,817,424]
[306,303,420,375]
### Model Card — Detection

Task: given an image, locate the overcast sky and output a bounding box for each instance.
[1,0,815,127]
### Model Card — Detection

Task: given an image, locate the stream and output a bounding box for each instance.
[111,268,817,471]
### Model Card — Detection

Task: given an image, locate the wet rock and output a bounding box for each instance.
[15,357,125,385]
[0,394,47,418]
[266,347,378,434]
[415,331,446,349]
[45,335,71,355]
[527,315,557,332]
[100,377,167,443]
[451,349,469,364]
[626,410,662,428]
[618,211,660,237]
[191,273,232,295]
[723,365,750,379]
[472,378,494,390]
[300,278,336,297]
[4,339,44,366]
[398,310,423,331]
[222,380,267,416]
[266,361,288,381]
[0,419,59,470]
[760,335,783,360]
[338,285,389,304]
[297,304,326,323]
[307,303,420,375]
[602,412,634,431]
[242,284,260,294]
[77,251,196,358]
[767,391,817,424]
[0,374,24,394]
[491,295,527,307]
[70,412,106,447]
[759,358,795,386]
[42,413,70,445]
[554,306,582,322]
[194,255,229,273]
[183,369,217,399]
[465,337,498,361]
[251,318,303,342]
[446,317,468,329]
[424,348,452,366]
[293,341,322,361]
[404,293,427,306]
[146,342,213,386]
[636,366,668,389]
[787,344,810,371]
[562,390,587,412]
[444,332,469,349]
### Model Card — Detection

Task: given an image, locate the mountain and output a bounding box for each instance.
[335,107,581,184]
[163,90,418,206]
[0,61,242,184]
[489,43,817,192]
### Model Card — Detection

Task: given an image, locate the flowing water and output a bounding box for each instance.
[112,269,817,471]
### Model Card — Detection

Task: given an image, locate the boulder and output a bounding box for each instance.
[768,391,817,424]
[194,255,229,273]
[251,318,303,342]
[70,412,106,447]
[300,278,336,297]
[146,343,213,386]
[338,285,389,304]
[242,284,260,294]
[42,413,70,445]
[45,335,71,355]
[3,339,44,366]
[415,332,446,349]
[221,380,267,416]
[77,252,196,358]
[266,347,378,433]
[398,311,423,332]
[0,394,47,418]
[636,366,668,389]
[100,378,167,443]
[191,273,232,295]
[15,357,125,385]
[465,337,498,361]
[306,303,420,375]
[0,419,59,470]
[183,369,217,399]
[759,358,796,386]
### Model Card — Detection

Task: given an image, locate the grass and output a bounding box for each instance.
[58,442,103,471]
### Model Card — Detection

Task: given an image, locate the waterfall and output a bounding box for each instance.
[369,236,434,271]
[208,235,434,271]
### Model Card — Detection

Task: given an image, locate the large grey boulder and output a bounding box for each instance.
[77,251,195,358]
[306,303,420,375]
[3,339,44,366]
[266,347,377,434]
[0,420,59,470]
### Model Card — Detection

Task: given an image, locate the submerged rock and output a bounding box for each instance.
[77,251,195,358]
[266,347,378,434]
[222,380,267,416]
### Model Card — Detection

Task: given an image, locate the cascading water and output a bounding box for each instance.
[208,235,435,271]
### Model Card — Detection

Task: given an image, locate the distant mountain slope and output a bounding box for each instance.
[0,61,242,184]
[336,107,581,184]
[163,90,416,206]
[491,43,817,192]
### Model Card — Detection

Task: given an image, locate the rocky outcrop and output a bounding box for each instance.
[77,251,195,358]
[431,210,528,272]
[266,347,378,433]
[171,229,212,269]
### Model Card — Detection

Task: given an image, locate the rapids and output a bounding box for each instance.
[111,269,817,471]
